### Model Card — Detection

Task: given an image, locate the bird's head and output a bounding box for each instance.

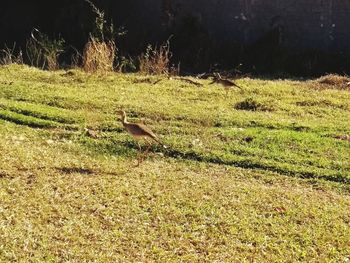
[117,110,127,122]
[210,73,220,84]
[214,72,222,79]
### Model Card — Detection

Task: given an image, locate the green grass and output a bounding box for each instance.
[0,64,349,262]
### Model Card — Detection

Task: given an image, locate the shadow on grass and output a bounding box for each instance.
[162,147,350,184]
[0,171,12,179]
[79,137,137,157]
[7,108,78,124]
[55,167,95,175]
[0,109,60,128]
[79,136,349,184]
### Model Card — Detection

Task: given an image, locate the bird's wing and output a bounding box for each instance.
[131,123,167,147]
[135,123,158,139]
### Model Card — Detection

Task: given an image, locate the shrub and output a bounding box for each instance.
[82,0,124,73]
[82,38,116,73]
[0,43,23,65]
[314,74,350,90]
[139,40,173,75]
[26,28,65,70]
[234,97,276,112]
[26,37,44,68]
[116,56,137,73]
[317,74,350,85]
[70,47,83,69]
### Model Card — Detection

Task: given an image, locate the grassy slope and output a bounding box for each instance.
[0,64,349,262]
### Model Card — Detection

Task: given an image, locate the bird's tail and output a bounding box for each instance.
[233,83,243,90]
[152,137,168,149]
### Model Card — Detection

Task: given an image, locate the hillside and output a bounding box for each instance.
[0,65,349,261]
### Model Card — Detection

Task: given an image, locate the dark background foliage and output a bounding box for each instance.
[1,0,350,76]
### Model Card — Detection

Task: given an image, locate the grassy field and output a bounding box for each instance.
[0,64,349,262]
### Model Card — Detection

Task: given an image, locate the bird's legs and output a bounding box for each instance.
[139,138,152,162]
[136,141,142,166]
[144,138,152,156]
[136,139,152,165]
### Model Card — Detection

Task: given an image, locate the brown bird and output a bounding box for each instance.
[118,110,166,164]
[83,128,100,139]
[210,73,242,94]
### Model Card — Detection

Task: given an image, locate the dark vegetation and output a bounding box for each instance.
[1,1,350,76]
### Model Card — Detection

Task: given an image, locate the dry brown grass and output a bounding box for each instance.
[46,53,60,71]
[139,41,173,75]
[315,74,350,90]
[82,38,116,73]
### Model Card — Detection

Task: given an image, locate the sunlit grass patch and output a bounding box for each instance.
[0,108,60,128]
[0,98,83,124]
[0,65,350,261]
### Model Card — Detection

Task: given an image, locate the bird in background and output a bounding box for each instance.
[118,110,167,165]
[210,72,242,94]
